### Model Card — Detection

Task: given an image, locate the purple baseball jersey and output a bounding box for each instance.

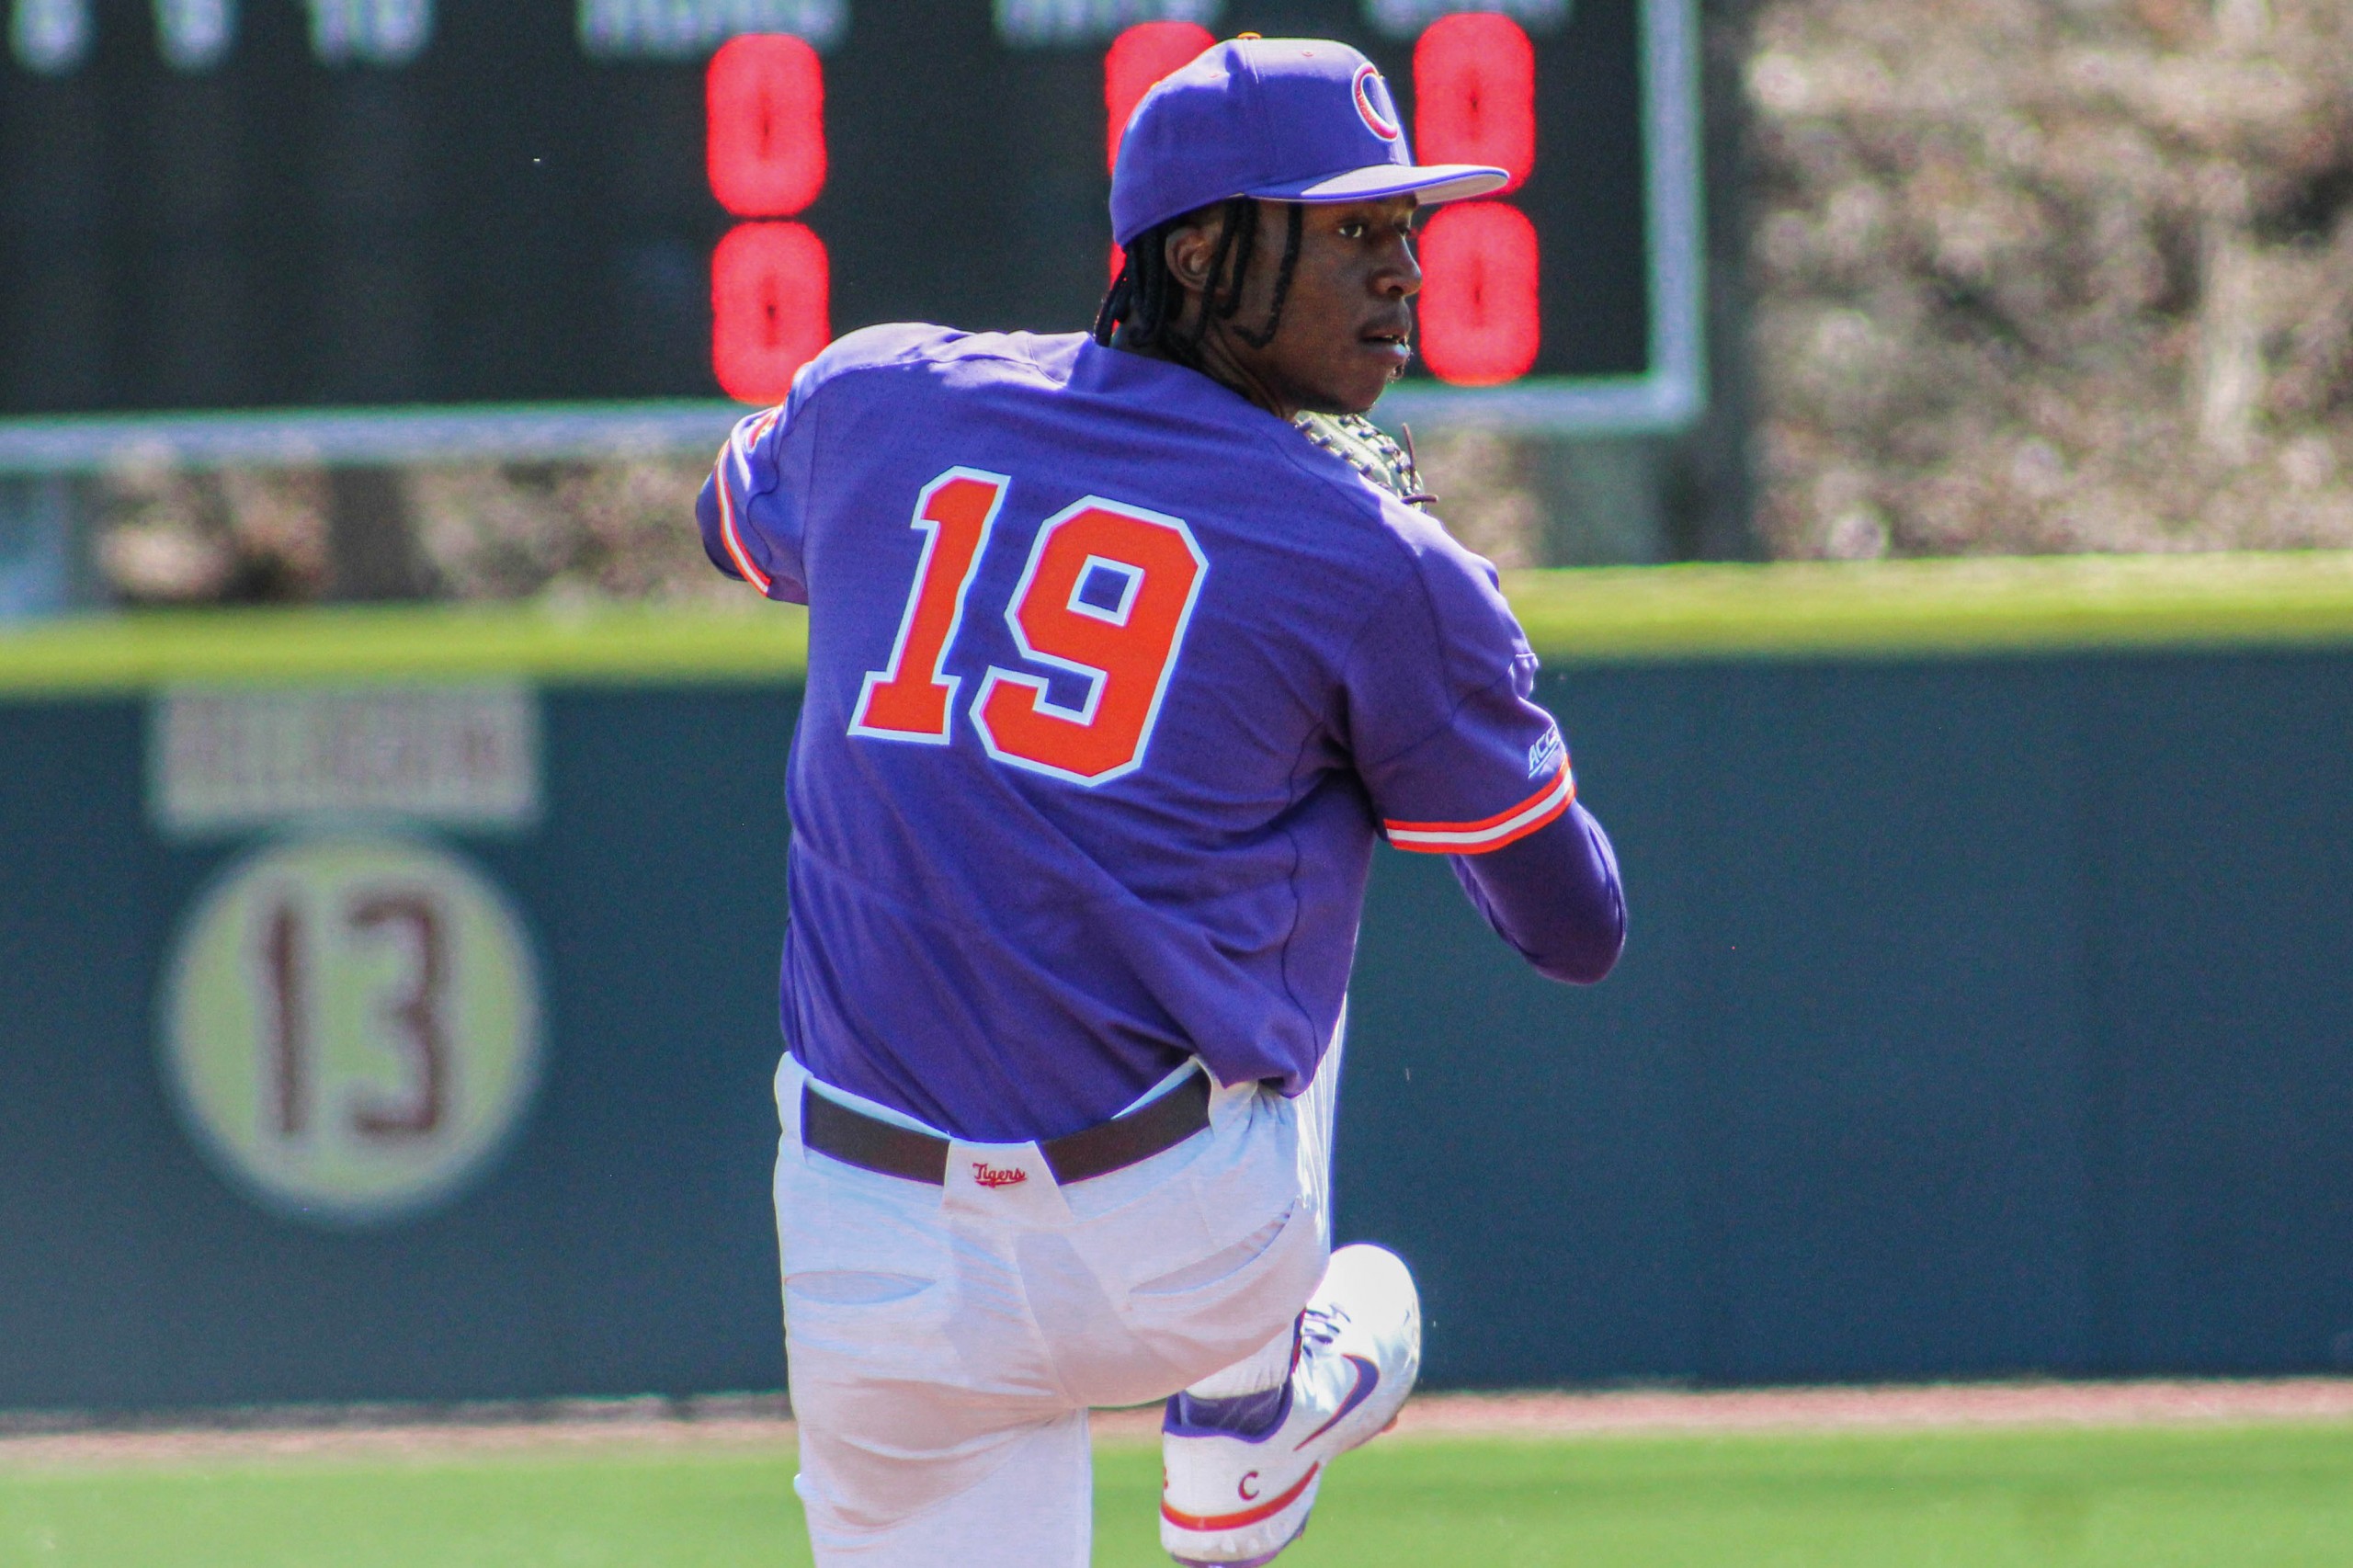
[699,325,1575,1142]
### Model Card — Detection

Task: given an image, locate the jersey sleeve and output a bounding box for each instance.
[697,406,798,601]
[1342,533,1575,855]
[698,339,854,604]
[699,324,977,603]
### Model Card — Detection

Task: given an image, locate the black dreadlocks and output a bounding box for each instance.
[1093,198,1305,364]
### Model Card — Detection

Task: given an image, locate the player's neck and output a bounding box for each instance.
[1113,323,1300,424]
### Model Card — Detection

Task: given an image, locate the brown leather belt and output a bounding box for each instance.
[801,1067,1211,1187]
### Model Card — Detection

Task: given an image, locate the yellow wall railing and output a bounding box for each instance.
[8,551,2353,696]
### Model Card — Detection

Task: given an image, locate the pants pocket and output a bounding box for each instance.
[1129,1211,1292,1300]
[1115,1197,1328,1391]
[786,1269,936,1307]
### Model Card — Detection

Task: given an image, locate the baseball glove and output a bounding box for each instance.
[1294,413,1436,509]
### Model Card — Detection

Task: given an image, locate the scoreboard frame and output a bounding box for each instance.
[1381,0,1702,437]
[0,0,1702,474]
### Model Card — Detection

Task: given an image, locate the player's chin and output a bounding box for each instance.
[1304,359,1407,417]
[1352,339,1417,408]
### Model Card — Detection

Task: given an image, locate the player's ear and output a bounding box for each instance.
[1162,213,1226,299]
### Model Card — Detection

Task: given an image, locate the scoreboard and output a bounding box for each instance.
[0,0,1701,469]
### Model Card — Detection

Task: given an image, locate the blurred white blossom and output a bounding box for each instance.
[1752,0,2353,556]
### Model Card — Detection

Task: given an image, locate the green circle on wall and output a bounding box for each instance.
[161,834,542,1227]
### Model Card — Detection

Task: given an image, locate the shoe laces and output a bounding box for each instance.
[1300,1301,1351,1351]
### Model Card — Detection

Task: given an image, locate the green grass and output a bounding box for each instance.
[10,552,2353,695]
[0,600,812,696]
[6,1425,2353,1567]
[1500,552,2353,662]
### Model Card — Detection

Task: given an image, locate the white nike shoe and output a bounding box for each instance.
[1159,1244,1422,1567]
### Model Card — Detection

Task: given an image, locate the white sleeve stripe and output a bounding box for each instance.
[1384,767,1575,852]
[712,457,772,595]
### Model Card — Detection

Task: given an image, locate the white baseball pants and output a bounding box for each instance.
[772,1025,1345,1568]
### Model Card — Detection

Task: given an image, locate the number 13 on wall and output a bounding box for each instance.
[849,468,1208,787]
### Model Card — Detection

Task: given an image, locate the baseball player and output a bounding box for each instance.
[697,37,1624,1568]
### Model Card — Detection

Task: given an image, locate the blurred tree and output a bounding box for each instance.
[406,457,745,605]
[1749,0,2353,556]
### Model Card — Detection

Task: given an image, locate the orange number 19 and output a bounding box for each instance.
[851,471,1208,787]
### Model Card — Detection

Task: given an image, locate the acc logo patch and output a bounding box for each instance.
[160,834,542,1227]
[1527,725,1567,780]
[1352,63,1402,142]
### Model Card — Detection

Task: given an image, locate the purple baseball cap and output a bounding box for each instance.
[1111,37,1508,247]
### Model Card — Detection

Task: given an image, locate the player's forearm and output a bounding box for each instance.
[1449,801,1626,984]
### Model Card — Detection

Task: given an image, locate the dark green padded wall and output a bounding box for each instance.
[4,648,2350,1408]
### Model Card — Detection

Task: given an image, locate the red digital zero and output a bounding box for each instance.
[707,32,828,218]
[711,221,832,403]
[1413,13,1536,194]
[1415,202,1541,386]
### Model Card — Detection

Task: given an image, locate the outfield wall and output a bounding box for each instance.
[5,555,2353,1409]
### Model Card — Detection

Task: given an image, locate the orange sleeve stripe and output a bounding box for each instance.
[1383,765,1575,854]
[711,429,774,596]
